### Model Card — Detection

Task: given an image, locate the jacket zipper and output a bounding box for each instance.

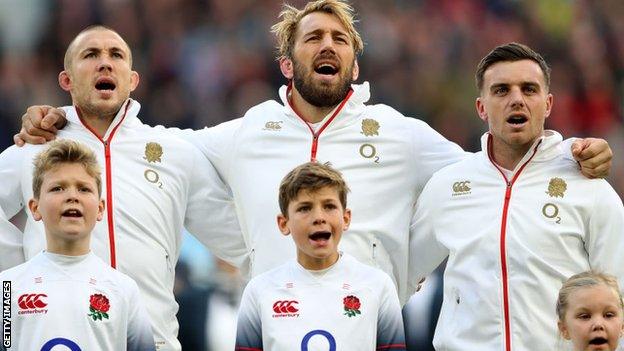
[77,103,131,268]
[487,135,542,351]
[287,84,354,161]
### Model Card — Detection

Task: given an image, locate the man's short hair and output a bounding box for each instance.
[271,0,364,60]
[32,140,102,198]
[278,162,350,216]
[63,24,133,70]
[475,42,551,92]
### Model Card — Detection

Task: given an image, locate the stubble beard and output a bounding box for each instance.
[77,92,126,122]
[292,59,354,108]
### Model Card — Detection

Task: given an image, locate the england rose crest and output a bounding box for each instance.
[88,294,110,321]
[343,295,361,317]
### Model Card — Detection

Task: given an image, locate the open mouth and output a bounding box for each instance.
[95,78,116,91]
[309,231,331,241]
[588,337,608,345]
[507,114,527,125]
[314,63,338,76]
[62,209,83,218]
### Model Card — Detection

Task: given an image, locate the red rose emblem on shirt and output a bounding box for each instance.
[88,294,110,321]
[343,295,361,317]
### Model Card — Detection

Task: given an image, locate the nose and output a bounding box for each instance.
[312,207,327,225]
[509,87,525,109]
[65,188,80,203]
[592,318,606,331]
[97,55,113,72]
[319,34,336,54]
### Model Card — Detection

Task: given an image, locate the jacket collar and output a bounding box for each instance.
[278,82,370,130]
[63,99,141,140]
[480,130,564,172]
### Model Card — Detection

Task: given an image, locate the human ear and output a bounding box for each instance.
[28,198,43,221]
[96,199,105,221]
[279,58,294,80]
[59,71,72,92]
[342,208,352,231]
[351,60,359,81]
[557,320,570,340]
[476,97,488,123]
[544,93,553,118]
[129,71,140,92]
[277,214,291,236]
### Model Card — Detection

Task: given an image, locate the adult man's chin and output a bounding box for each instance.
[294,75,352,108]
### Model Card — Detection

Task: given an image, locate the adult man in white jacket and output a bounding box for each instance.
[14,1,614,307]
[0,26,246,351]
[409,42,624,350]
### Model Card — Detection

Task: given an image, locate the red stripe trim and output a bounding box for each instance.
[377,344,407,349]
[487,134,542,351]
[76,102,131,268]
[286,83,354,161]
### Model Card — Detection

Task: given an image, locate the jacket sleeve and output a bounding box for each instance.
[585,179,624,277]
[0,146,26,270]
[235,282,263,350]
[409,119,470,194]
[183,145,248,268]
[126,279,157,351]
[377,273,407,350]
[408,178,449,299]
[150,119,242,183]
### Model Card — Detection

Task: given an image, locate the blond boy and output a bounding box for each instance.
[235,162,405,351]
[0,140,154,351]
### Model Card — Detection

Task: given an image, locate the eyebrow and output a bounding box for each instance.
[303,28,349,38]
[489,81,540,91]
[79,46,127,55]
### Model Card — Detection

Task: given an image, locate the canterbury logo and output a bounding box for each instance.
[452,181,471,195]
[263,121,283,131]
[18,294,48,309]
[272,300,299,313]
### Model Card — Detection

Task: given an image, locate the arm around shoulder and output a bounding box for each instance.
[407,178,449,298]
[408,119,469,190]
[184,146,248,268]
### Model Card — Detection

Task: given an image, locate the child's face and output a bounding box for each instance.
[29,163,104,249]
[559,284,624,351]
[277,186,351,270]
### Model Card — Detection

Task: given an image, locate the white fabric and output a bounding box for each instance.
[0,251,155,351]
[164,82,468,305]
[0,206,23,271]
[0,99,247,351]
[409,131,624,350]
[235,253,405,350]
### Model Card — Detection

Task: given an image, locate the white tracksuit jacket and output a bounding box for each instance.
[178,82,468,304]
[0,99,247,351]
[409,131,624,351]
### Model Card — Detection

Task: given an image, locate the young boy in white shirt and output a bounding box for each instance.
[0,140,155,351]
[235,162,406,350]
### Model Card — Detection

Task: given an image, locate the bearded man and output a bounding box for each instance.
[14,0,613,306]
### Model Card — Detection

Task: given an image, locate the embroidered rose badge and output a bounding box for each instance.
[88,294,110,321]
[343,295,361,317]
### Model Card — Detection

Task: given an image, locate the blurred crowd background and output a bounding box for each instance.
[1,0,623,349]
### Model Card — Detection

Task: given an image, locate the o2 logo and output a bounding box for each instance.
[41,338,81,351]
[301,330,336,351]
